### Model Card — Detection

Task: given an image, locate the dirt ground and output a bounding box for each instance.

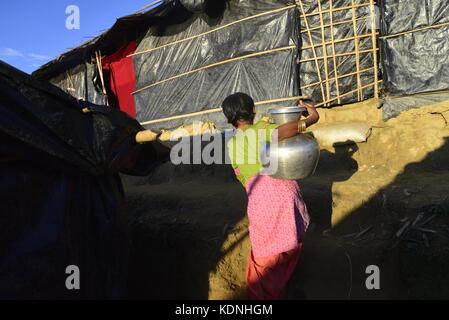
[123,98,449,300]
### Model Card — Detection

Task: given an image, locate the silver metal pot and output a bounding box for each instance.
[260,107,320,180]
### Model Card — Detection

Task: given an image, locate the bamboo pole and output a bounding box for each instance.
[297,1,372,18]
[129,5,297,58]
[380,21,449,39]
[95,51,109,106]
[66,71,75,91]
[370,0,379,98]
[318,0,331,106]
[139,95,307,126]
[329,0,342,104]
[351,0,363,101]
[133,45,297,95]
[298,0,326,106]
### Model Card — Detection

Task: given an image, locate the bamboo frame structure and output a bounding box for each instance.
[351,0,363,101]
[298,0,327,104]
[301,32,379,51]
[139,96,307,126]
[301,67,374,90]
[297,0,379,106]
[318,0,331,103]
[297,1,372,17]
[315,80,382,107]
[300,48,378,63]
[301,15,369,33]
[369,0,379,98]
[329,0,342,104]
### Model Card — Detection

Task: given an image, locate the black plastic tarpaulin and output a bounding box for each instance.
[380,0,449,96]
[0,61,163,299]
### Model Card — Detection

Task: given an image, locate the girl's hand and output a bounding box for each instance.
[298,100,316,116]
[298,100,319,127]
[274,100,320,142]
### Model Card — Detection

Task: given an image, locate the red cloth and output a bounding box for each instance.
[102,41,137,118]
[246,243,302,300]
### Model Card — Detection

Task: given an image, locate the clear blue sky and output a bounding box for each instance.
[0,1,160,74]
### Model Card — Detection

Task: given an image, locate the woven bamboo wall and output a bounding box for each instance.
[298,0,380,107]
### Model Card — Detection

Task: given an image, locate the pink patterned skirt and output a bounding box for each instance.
[245,174,310,258]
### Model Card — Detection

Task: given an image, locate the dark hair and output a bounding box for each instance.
[222,92,255,127]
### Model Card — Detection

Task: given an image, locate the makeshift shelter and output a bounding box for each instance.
[0,61,164,299]
[32,0,449,128]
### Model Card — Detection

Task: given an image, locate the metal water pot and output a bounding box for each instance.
[260,107,320,180]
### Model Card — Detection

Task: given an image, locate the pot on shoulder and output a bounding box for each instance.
[260,107,320,180]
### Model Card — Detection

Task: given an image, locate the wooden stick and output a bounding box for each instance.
[254,96,307,106]
[370,0,379,98]
[298,0,326,105]
[132,0,163,15]
[129,5,297,58]
[139,95,307,126]
[318,0,331,106]
[66,71,75,91]
[329,0,341,104]
[301,16,370,33]
[301,32,379,51]
[132,45,297,95]
[380,20,449,39]
[301,67,375,89]
[351,0,363,101]
[299,47,379,63]
[297,2,371,18]
[95,51,109,106]
[95,51,106,95]
[315,80,383,107]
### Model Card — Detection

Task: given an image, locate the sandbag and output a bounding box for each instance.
[310,122,372,147]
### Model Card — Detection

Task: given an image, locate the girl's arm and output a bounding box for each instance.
[275,100,320,141]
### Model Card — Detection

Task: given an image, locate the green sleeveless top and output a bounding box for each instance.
[227,121,279,187]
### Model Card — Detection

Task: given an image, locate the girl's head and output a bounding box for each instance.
[222,92,256,128]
